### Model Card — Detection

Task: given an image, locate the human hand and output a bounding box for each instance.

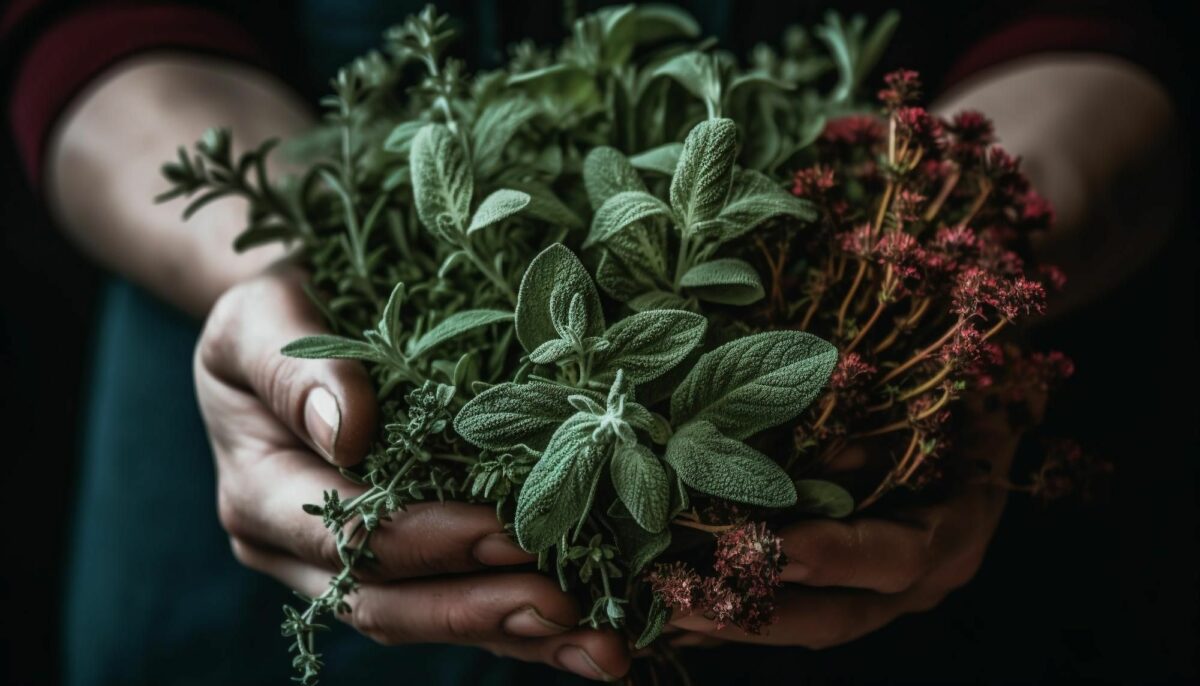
[668,398,1025,649]
[195,265,630,680]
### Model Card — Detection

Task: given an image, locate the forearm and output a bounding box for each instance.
[46,54,314,316]
[933,54,1180,312]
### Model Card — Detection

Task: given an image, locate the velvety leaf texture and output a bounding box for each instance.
[515,244,605,353]
[680,258,765,305]
[610,444,670,533]
[409,309,513,358]
[454,381,583,451]
[282,335,382,362]
[664,420,796,507]
[629,143,683,176]
[670,118,737,232]
[716,169,817,242]
[794,479,855,517]
[471,97,539,177]
[595,309,706,384]
[583,146,647,210]
[671,330,838,439]
[514,413,607,552]
[467,189,531,233]
[608,501,672,575]
[410,124,473,238]
[635,594,670,650]
[585,191,673,248]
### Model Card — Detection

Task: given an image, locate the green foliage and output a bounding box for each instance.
[158,4,898,681]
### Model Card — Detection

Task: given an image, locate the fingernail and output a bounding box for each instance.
[556,646,616,682]
[473,532,534,566]
[305,387,340,463]
[502,606,570,638]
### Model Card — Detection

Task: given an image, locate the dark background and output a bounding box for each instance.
[1,1,1196,684]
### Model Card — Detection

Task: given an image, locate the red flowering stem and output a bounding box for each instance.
[915,386,952,420]
[852,418,909,439]
[923,165,961,222]
[982,317,1008,341]
[845,299,886,354]
[898,363,953,401]
[799,291,823,330]
[809,392,838,432]
[873,181,895,235]
[873,297,931,354]
[958,178,992,228]
[672,518,738,534]
[857,431,921,511]
[877,319,964,386]
[836,260,868,336]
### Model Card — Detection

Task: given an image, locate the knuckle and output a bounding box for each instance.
[439,600,491,642]
[349,598,397,646]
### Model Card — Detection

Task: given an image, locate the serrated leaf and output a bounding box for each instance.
[411,124,473,240]
[671,330,838,439]
[679,258,765,305]
[794,479,854,517]
[715,169,816,242]
[454,381,585,451]
[583,146,647,210]
[629,143,683,176]
[409,309,513,358]
[635,594,670,650]
[670,118,737,233]
[664,420,796,507]
[610,444,670,533]
[281,335,383,362]
[514,413,607,552]
[515,244,605,354]
[585,191,673,248]
[594,310,706,384]
[467,189,531,233]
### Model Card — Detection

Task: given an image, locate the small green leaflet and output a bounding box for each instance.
[635,594,670,650]
[680,258,765,305]
[609,443,670,533]
[281,335,382,363]
[664,420,796,507]
[671,330,838,439]
[408,310,513,358]
[714,169,816,242]
[594,309,706,384]
[514,413,608,552]
[410,124,473,240]
[467,189,531,233]
[607,500,671,576]
[454,381,591,451]
[471,97,539,178]
[515,244,605,353]
[670,118,737,235]
[629,143,683,176]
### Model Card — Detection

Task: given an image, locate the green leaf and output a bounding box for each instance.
[680,258,765,305]
[515,244,605,354]
[609,501,671,575]
[467,189,530,233]
[454,381,586,451]
[409,309,513,358]
[664,420,796,507]
[471,97,540,177]
[629,143,683,176]
[715,169,816,242]
[281,335,383,363]
[507,181,584,231]
[583,146,646,210]
[411,124,473,240]
[610,444,670,533]
[670,118,737,234]
[595,310,706,384]
[628,290,689,312]
[529,338,575,365]
[653,51,720,104]
[383,120,424,154]
[585,191,673,248]
[671,330,838,439]
[794,479,855,518]
[514,413,608,552]
[635,594,670,650]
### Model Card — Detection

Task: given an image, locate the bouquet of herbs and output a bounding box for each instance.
[159,4,1085,683]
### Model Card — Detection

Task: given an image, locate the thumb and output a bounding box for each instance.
[199,266,376,467]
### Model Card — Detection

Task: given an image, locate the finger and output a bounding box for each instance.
[669,586,928,648]
[218,446,532,578]
[199,266,375,466]
[669,632,724,649]
[779,517,931,593]
[231,541,588,645]
[483,629,631,682]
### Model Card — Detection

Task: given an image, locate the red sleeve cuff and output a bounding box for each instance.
[943,15,1145,91]
[9,4,268,186]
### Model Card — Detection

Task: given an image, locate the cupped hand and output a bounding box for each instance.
[195,265,629,681]
[669,398,1023,650]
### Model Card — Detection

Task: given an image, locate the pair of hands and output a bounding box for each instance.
[197,266,1018,680]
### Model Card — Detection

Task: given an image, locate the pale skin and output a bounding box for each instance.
[47,50,1176,677]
